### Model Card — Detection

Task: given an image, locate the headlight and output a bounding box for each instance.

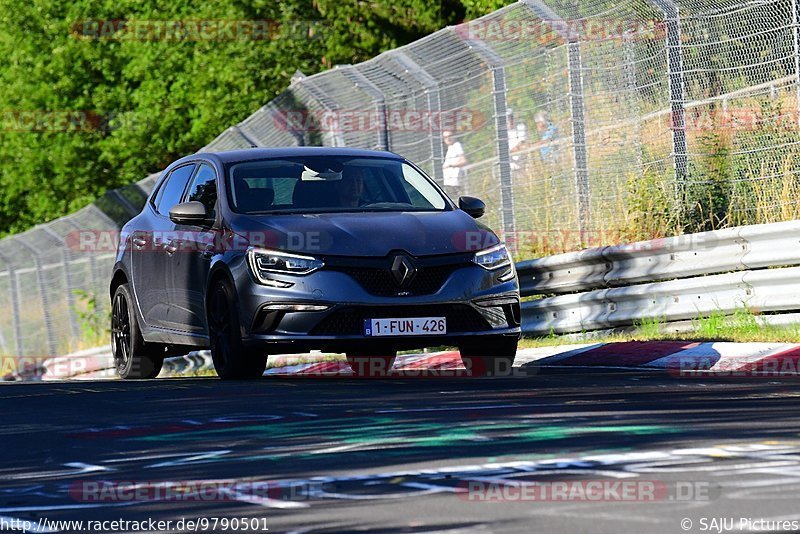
[473,243,511,270]
[247,247,324,283]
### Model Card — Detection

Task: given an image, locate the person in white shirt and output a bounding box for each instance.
[506,109,528,172]
[442,130,467,199]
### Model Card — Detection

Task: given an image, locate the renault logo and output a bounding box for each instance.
[391,255,417,287]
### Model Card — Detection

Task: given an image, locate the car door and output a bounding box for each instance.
[166,162,218,333]
[132,163,196,329]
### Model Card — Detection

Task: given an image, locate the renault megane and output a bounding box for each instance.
[110,147,520,379]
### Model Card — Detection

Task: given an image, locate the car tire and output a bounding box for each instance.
[112,284,164,379]
[345,352,396,377]
[207,278,267,380]
[459,336,518,377]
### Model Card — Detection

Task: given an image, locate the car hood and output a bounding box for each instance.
[231,210,500,257]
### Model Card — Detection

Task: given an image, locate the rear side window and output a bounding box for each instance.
[185,163,217,214]
[154,164,196,216]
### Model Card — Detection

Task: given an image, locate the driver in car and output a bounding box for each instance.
[338,168,365,208]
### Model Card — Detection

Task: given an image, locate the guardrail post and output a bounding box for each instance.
[341,66,390,151]
[463,39,516,247]
[521,0,591,247]
[393,52,445,185]
[648,0,688,208]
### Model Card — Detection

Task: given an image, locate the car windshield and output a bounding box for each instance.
[227,156,448,215]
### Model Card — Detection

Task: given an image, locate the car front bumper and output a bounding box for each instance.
[231,256,521,353]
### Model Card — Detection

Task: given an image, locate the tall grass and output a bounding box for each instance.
[511,95,800,261]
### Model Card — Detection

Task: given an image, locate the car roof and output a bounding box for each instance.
[191,147,406,165]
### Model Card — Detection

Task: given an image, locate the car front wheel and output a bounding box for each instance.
[207,278,267,380]
[112,284,164,379]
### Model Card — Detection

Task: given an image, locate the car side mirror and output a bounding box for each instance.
[458,196,485,219]
[169,201,211,226]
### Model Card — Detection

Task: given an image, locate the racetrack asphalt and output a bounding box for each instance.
[1,366,800,533]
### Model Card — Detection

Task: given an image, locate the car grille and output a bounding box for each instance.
[325,253,473,297]
[342,265,457,296]
[310,304,491,336]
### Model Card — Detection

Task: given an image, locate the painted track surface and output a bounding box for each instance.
[2,367,800,533]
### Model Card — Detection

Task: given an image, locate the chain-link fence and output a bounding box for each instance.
[3,0,800,356]
[240,0,800,254]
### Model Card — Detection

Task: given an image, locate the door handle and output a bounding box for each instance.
[132,237,147,249]
[164,240,178,255]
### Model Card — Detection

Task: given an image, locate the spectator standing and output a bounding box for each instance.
[534,110,559,162]
[442,130,467,199]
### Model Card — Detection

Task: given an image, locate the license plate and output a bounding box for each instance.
[364,317,447,337]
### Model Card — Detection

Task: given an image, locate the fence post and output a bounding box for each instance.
[43,226,81,341]
[110,190,140,219]
[522,0,591,248]
[623,33,645,179]
[10,269,22,356]
[0,251,19,356]
[793,0,800,118]
[341,66,390,151]
[63,217,102,298]
[567,42,591,248]
[648,0,688,208]
[265,101,306,146]
[393,52,445,185]
[14,239,58,356]
[292,74,344,147]
[463,39,516,247]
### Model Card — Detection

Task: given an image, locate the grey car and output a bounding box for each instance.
[110,147,520,379]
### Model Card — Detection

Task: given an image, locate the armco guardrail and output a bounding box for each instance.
[516,221,800,296]
[518,221,800,335]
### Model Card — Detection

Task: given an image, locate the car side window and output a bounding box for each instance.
[185,163,217,214]
[155,164,196,217]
